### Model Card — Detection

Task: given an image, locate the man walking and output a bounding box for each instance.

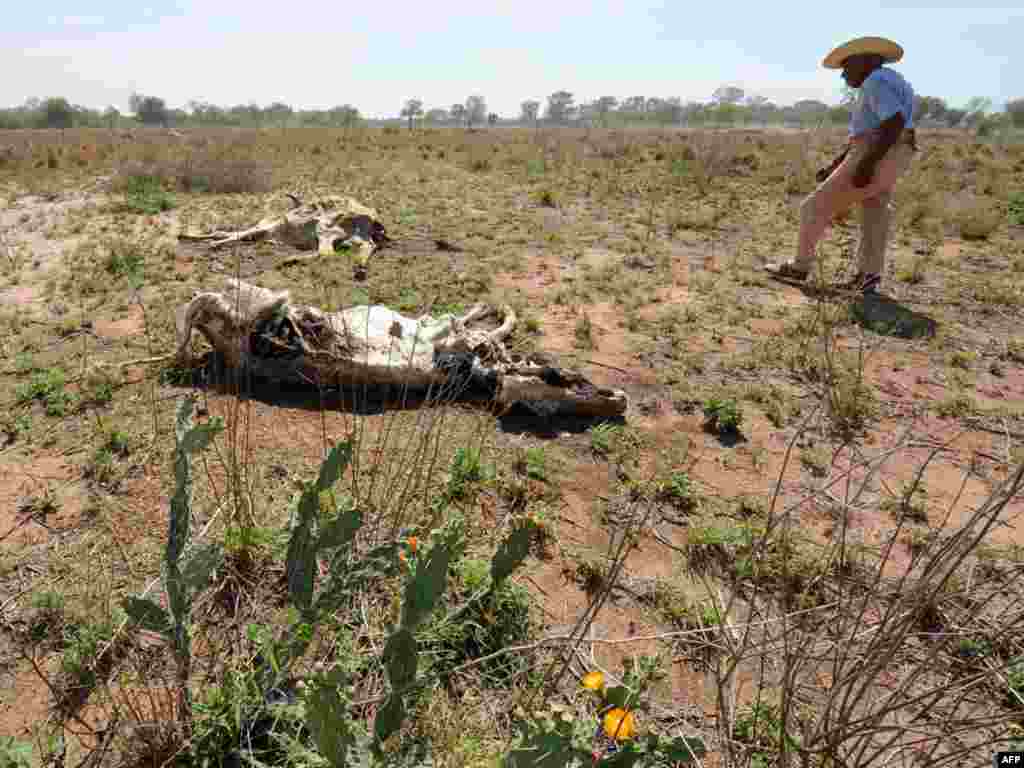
[766,36,917,294]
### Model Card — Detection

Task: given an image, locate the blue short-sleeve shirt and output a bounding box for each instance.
[849,66,915,137]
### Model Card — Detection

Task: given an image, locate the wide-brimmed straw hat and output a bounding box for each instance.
[823,36,904,69]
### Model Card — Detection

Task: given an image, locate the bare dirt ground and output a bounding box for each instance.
[1,125,1023,767]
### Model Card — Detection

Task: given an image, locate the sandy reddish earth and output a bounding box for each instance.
[1,128,1022,762]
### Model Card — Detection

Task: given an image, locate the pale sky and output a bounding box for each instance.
[2,1,1020,119]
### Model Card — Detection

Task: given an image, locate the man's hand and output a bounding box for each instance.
[852,113,905,189]
[852,163,875,188]
[815,148,849,184]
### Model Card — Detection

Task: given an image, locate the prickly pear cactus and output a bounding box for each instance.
[400,541,451,631]
[286,441,355,613]
[491,520,536,587]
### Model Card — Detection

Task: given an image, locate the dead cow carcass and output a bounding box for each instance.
[178,194,390,280]
[174,279,628,419]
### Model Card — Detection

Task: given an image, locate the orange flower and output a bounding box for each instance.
[603,708,636,741]
[407,535,418,553]
[398,550,408,567]
[582,671,605,692]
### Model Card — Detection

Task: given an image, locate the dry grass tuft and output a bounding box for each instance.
[946,192,1003,240]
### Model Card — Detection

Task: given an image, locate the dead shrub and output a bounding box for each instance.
[946,193,1002,240]
[114,150,275,195]
[175,152,275,193]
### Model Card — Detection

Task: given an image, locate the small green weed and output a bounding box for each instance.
[537,188,560,208]
[881,482,929,524]
[427,558,535,684]
[83,374,116,406]
[446,446,491,500]
[800,446,830,478]
[936,392,977,419]
[520,446,548,481]
[948,350,976,370]
[123,175,175,215]
[658,471,698,510]
[588,422,620,457]
[574,312,594,350]
[60,615,119,691]
[1,413,32,445]
[1009,192,1024,226]
[104,240,145,281]
[1006,658,1024,708]
[702,397,743,437]
[700,602,723,626]
[15,367,73,417]
[733,701,800,766]
[0,737,34,768]
[954,637,991,663]
[27,590,66,643]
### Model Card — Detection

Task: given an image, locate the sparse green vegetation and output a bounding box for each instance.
[1009,192,1024,226]
[702,397,744,437]
[122,174,176,214]
[0,123,1022,768]
[15,367,74,416]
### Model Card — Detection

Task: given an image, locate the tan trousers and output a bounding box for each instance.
[795,133,915,276]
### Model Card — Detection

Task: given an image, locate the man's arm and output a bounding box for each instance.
[853,113,904,186]
[817,146,850,182]
[852,77,907,188]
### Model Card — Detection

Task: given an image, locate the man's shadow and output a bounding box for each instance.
[849,294,937,340]
[771,277,937,340]
[164,352,625,438]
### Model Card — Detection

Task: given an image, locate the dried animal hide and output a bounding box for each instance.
[178,194,390,280]
[175,279,628,419]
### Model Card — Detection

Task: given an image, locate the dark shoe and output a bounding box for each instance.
[764,261,810,281]
[837,272,881,295]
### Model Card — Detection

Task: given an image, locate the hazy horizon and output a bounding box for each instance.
[3,1,1021,119]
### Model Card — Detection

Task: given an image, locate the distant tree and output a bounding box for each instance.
[332,105,360,128]
[976,111,1010,138]
[167,108,189,125]
[621,96,645,114]
[465,95,487,128]
[664,97,685,125]
[944,108,967,128]
[712,85,745,105]
[645,97,683,126]
[594,96,618,126]
[680,101,706,126]
[42,97,73,129]
[576,101,597,126]
[914,95,947,125]
[545,91,575,124]
[793,99,829,114]
[401,99,423,131]
[1007,98,1024,128]
[828,105,852,126]
[487,112,499,126]
[963,96,992,128]
[265,101,293,127]
[424,108,449,124]
[745,94,771,126]
[133,93,169,126]
[450,103,467,126]
[713,102,741,126]
[520,100,540,125]
[103,106,120,130]
[792,99,829,128]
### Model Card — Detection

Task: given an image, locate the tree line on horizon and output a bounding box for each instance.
[1,88,1021,134]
